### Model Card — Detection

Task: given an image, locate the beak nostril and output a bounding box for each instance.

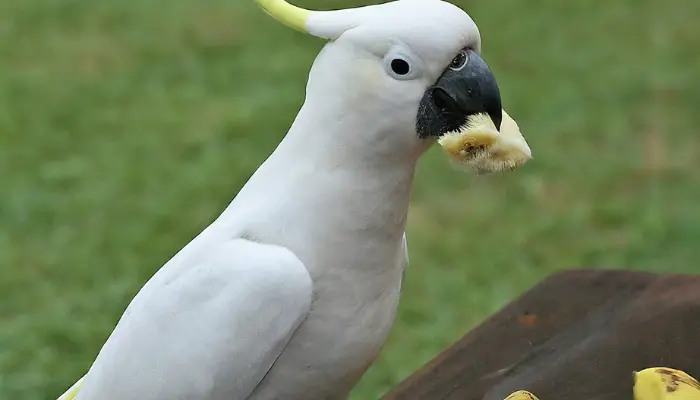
[431,88,457,113]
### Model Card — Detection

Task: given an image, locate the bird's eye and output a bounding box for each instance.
[449,50,468,71]
[390,58,411,76]
[384,50,421,80]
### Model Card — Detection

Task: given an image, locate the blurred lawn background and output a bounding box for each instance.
[1,0,699,398]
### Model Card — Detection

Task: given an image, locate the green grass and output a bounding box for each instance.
[1,0,699,398]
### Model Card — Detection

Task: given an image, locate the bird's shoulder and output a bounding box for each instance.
[134,238,314,318]
[180,238,313,306]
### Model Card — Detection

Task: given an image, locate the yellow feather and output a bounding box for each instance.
[56,376,85,400]
[255,0,311,34]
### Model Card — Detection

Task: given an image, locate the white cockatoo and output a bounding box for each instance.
[58,0,531,399]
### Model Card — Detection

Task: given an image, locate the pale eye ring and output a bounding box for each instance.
[384,49,422,80]
[449,50,469,71]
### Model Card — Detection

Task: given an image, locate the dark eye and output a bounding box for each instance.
[390,58,411,76]
[449,50,468,71]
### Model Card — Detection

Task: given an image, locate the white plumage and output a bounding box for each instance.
[59,1,530,399]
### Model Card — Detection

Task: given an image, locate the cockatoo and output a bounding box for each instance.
[57,0,531,399]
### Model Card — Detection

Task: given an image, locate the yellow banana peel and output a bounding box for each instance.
[494,367,700,400]
[503,389,540,400]
[634,367,700,400]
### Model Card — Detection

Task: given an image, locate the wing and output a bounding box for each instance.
[61,238,312,400]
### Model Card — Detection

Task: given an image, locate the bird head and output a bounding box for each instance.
[255,0,531,171]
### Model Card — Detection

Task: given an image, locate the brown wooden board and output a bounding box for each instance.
[381,269,700,400]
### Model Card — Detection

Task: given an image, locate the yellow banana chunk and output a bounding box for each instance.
[503,389,540,400]
[634,367,700,400]
[437,109,532,175]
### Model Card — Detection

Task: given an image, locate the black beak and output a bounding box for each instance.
[416,49,502,138]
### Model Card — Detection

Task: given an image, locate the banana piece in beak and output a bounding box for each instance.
[437,110,532,175]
